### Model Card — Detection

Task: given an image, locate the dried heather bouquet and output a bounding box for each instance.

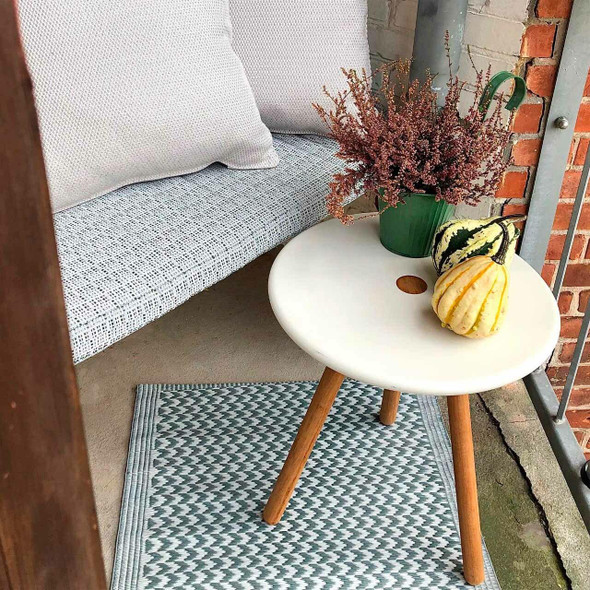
[314,59,513,224]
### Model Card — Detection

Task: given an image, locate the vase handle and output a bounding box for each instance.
[478,71,526,119]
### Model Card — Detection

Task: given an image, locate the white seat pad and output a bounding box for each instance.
[54,135,341,363]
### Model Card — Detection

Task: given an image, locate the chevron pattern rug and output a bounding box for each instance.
[111,381,500,589]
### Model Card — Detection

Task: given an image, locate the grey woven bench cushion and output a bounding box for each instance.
[54,134,341,364]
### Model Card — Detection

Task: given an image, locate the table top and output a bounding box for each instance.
[269,216,560,395]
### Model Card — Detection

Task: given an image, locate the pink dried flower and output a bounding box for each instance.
[314,58,514,224]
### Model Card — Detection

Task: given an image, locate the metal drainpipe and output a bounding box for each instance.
[410,0,468,106]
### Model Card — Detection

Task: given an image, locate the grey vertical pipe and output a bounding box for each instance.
[410,0,468,106]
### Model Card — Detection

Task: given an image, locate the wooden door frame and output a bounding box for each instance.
[0,1,106,587]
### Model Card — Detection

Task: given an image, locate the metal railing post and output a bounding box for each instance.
[554,148,590,424]
[518,0,590,530]
[552,148,590,299]
[519,0,590,272]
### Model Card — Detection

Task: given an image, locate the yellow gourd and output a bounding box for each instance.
[431,222,511,338]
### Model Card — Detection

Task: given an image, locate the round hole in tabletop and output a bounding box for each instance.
[396,275,428,294]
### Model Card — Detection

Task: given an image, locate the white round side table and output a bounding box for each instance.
[263,216,560,586]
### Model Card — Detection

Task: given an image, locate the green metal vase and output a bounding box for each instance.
[378,192,455,258]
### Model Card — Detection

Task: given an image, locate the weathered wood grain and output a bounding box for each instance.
[0,2,106,588]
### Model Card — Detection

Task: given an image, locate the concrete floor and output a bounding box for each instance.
[78,247,588,589]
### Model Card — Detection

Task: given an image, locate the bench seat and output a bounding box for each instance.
[54,134,341,363]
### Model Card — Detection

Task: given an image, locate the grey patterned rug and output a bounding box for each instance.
[111,381,500,589]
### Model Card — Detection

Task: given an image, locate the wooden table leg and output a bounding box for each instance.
[263,367,345,525]
[447,395,485,586]
[380,389,401,425]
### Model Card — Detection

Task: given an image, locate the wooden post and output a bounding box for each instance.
[447,395,485,586]
[380,390,401,425]
[263,368,345,525]
[0,2,106,588]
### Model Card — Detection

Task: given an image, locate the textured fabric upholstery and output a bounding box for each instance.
[18,0,277,212]
[230,0,370,134]
[55,135,342,364]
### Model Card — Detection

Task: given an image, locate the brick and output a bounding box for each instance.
[555,387,590,408]
[574,429,586,445]
[457,51,516,89]
[575,102,590,133]
[536,0,572,18]
[521,24,556,58]
[367,26,414,62]
[546,364,568,384]
[585,71,590,97]
[495,171,528,198]
[368,0,389,23]
[502,203,528,217]
[574,138,589,166]
[550,365,590,386]
[546,234,585,260]
[468,0,528,21]
[542,262,556,286]
[547,365,567,384]
[579,289,590,311]
[566,409,590,429]
[464,13,524,56]
[560,341,590,364]
[553,203,571,230]
[553,202,590,230]
[511,103,543,133]
[526,65,557,98]
[576,236,589,259]
[560,316,583,338]
[560,171,581,198]
[389,0,417,29]
[559,171,590,199]
[558,290,573,314]
[512,138,542,166]
[564,263,590,286]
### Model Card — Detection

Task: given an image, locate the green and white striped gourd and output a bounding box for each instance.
[432,214,525,275]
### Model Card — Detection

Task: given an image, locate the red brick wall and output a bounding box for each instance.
[497,0,590,458]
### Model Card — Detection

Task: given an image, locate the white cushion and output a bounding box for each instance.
[17,1,278,211]
[230,0,371,134]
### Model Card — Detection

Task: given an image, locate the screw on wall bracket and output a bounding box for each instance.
[554,116,569,129]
